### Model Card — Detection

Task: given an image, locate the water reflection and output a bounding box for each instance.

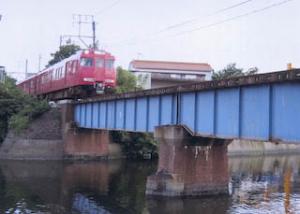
[229,156,300,214]
[0,156,299,213]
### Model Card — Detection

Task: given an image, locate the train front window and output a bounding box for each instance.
[105,60,114,70]
[80,58,93,67]
[95,59,104,68]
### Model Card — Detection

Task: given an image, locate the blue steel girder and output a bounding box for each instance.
[74,69,300,143]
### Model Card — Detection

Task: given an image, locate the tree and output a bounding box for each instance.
[115,66,138,93]
[0,77,49,143]
[212,63,258,80]
[47,44,80,67]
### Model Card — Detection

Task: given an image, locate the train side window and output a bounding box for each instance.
[72,61,78,73]
[52,70,55,80]
[61,67,65,78]
[80,58,93,67]
[95,59,104,68]
[55,69,58,80]
[66,62,72,74]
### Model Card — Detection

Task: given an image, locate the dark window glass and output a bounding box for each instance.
[95,59,104,68]
[105,60,114,70]
[80,58,93,67]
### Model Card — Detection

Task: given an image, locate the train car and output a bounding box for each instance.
[18,49,116,99]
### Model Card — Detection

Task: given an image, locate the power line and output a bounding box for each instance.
[174,0,294,36]
[104,0,256,46]
[158,0,254,33]
[94,0,122,16]
[107,0,294,47]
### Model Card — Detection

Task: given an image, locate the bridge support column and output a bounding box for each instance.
[146,125,230,197]
[60,102,110,160]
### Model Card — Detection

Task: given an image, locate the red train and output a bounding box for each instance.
[18,49,116,99]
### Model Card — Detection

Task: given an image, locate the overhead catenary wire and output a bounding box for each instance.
[158,0,254,33]
[94,0,122,16]
[104,0,256,46]
[105,0,295,47]
[173,0,294,36]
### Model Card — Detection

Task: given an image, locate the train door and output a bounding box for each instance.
[66,60,79,87]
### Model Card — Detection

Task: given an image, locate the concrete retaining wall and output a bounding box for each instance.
[228,140,300,156]
[0,108,64,160]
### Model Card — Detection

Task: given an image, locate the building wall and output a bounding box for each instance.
[150,79,198,88]
[134,71,211,89]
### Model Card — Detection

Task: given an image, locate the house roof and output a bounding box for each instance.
[130,60,213,72]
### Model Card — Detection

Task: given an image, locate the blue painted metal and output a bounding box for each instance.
[272,83,300,142]
[92,103,99,128]
[215,88,240,138]
[116,100,125,129]
[99,102,106,129]
[148,96,159,132]
[240,85,270,140]
[125,99,135,131]
[161,95,173,126]
[195,90,215,136]
[180,92,195,131]
[136,98,147,131]
[74,80,300,143]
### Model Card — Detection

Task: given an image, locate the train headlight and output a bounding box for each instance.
[105,79,114,83]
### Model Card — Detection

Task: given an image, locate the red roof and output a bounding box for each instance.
[130,60,212,72]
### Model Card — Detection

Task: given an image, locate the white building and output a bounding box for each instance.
[129,60,213,89]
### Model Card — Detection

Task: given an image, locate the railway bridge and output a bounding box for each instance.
[65,69,300,197]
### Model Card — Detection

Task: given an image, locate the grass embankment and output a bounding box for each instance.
[0,78,49,143]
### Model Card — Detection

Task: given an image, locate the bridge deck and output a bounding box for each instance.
[74,69,300,143]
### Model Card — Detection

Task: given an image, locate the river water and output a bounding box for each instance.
[0,155,300,214]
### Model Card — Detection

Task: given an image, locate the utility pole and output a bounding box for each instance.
[25,59,28,79]
[60,14,97,49]
[38,54,42,72]
[92,21,96,49]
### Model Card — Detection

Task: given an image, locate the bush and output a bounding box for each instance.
[9,115,29,134]
[0,77,50,141]
[9,100,50,134]
[112,131,158,159]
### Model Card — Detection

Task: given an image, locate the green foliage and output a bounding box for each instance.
[112,131,158,159]
[9,116,29,134]
[115,66,139,93]
[0,77,49,141]
[212,63,258,80]
[47,44,80,67]
[9,99,49,134]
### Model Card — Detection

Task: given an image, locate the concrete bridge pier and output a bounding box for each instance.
[146,125,231,197]
[61,102,110,160]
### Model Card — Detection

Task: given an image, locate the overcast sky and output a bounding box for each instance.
[0,0,299,80]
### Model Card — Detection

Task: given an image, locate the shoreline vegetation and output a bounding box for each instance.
[0,77,49,144]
